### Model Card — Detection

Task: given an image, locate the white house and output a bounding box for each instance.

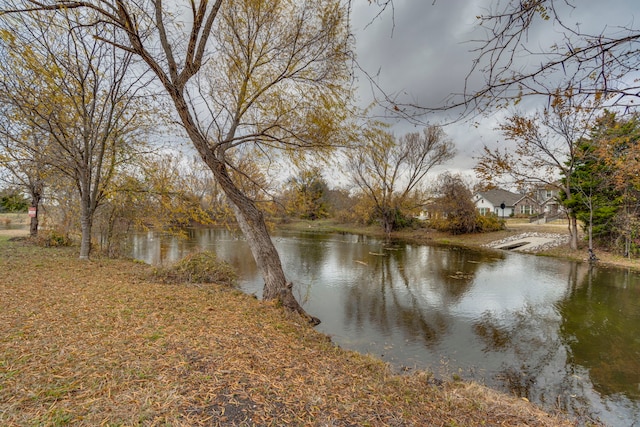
[473,188,524,218]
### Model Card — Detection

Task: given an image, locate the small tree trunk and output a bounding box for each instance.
[29,213,38,238]
[587,208,597,262]
[383,219,393,239]
[588,212,593,252]
[79,201,93,260]
[568,214,579,250]
[29,202,39,239]
[29,191,42,238]
[379,207,393,239]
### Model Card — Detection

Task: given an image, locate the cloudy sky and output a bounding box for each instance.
[349,0,640,179]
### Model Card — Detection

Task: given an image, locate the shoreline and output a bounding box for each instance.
[278,218,640,272]
[0,235,581,426]
[2,214,638,272]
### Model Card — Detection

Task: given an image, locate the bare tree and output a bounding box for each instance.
[355,1,640,121]
[348,125,455,236]
[2,0,353,322]
[432,172,478,235]
[462,0,640,113]
[475,95,599,249]
[0,8,152,258]
[0,113,51,237]
[0,21,58,237]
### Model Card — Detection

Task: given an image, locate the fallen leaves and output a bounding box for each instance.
[0,237,579,426]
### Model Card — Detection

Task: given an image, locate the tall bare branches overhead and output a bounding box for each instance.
[459,0,640,114]
[349,0,640,121]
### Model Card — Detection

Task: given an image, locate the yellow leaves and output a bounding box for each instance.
[210,0,352,161]
[589,112,640,191]
[474,144,517,187]
[0,28,14,44]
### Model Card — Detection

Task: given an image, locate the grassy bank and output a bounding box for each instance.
[0,236,580,426]
[0,212,29,228]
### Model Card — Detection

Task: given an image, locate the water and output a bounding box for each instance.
[130,228,640,426]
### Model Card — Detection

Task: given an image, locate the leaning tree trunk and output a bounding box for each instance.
[209,158,320,325]
[162,87,318,322]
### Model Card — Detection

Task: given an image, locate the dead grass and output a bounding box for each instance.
[0,237,581,426]
[389,220,570,248]
[150,250,237,286]
[280,218,572,249]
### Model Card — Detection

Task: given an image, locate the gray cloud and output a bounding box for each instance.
[351,0,640,177]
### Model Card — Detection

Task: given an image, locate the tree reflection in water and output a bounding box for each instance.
[558,266,640,400]
[470,262,640,423]
[343,243,500,350]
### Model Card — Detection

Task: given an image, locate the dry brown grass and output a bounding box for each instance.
[0,236,581,426]
[0,213,29,226]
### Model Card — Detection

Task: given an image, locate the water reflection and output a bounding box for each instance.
[130,228,640,426]
[558,266,640,400]
[344,246,450,350]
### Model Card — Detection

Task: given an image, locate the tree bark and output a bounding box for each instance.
[588,209,593,252]
[568,215,579,250]
[587,207,598,262]
[207,158,320,325]
[123,7,318,323]
[29,214,38,238]
[79,192,93,260]
[29,193,41,238]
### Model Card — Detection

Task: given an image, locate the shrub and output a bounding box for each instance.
[429,213,504,234]
[0,191,29,213]
[152,251,237,286]
[476,214,504,232]
[35,230,72,247]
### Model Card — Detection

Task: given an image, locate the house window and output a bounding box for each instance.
[545,190,553,199]
[520,205,533,215]
[478,207,490,216]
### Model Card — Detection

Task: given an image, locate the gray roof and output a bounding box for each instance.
[475,188,523,207]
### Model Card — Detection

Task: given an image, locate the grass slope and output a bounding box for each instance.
[0,237,578,426]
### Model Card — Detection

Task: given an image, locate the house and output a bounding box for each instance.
[473,188,527,217]
[533,183,562,215]
[513,194,541,216]
[474,184,566,221]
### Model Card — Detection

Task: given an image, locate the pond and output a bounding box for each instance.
[130,228,640,426]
